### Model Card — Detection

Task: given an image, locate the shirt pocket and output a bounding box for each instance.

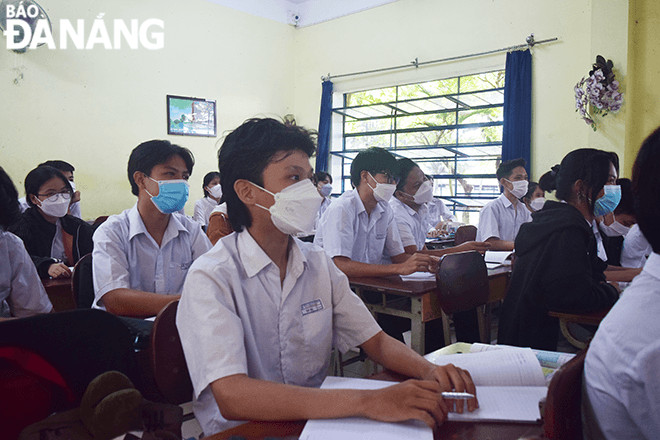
[300,305,333,379]
[167,260,193,293]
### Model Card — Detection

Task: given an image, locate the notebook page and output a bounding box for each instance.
[400,271,436,281]
[425,347,546,386]
[448,386,546,423]
[484,250,513,265]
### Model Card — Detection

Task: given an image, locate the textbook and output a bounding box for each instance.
[484,250,514,269]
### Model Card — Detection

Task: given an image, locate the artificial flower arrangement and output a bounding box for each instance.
[574,55,623,131]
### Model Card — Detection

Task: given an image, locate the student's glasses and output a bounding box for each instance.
[36,190,72,200]
[373,171,399,185]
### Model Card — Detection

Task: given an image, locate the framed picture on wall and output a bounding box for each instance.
[167,95,217,137]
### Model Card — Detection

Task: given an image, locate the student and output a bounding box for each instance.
[391,158,490,257]
[497,149,620,350]
[176,118,476,436]
[314,147,436,277]
[19,160,82,219]
[522,181,545,213]
[92,140,211,317]
[583,126,660,440]
[0,166,53,319]
[597,178,636,266]
[193,171,222,228]
[424,174,457,232]
[9,166,95,279]
[312,171,333,229]
[476,158,532,251]
[205,202,233,245]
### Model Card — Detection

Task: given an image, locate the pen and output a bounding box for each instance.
[441,392,475,400]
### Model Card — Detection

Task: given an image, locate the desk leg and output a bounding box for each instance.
[411,298,425,355]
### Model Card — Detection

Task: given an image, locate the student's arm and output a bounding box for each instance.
[604,266,642,282]
[100,288,179,318]
[403,241,491,257]
[484,237,514,251]
[332,254,436,277]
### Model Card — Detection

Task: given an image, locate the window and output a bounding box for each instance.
[329,70,505,225]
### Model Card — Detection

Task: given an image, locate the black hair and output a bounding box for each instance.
[218,118,317,232]
[496,158,526,181]
[127,140,195,196]
[38,160,75,174]
[0,166,21,229]
[350,147,398,188]
[24,166,72,208]
[607,151,620,175]
[523,182,540,203]
[202,171,221,198]
[632,126,660,252]
[540,148,614,214]
[312,171,332,185]
[613,178,634,216]
[395,158,418,192]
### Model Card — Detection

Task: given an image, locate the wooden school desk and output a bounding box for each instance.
[348,266,511,354]
[548,308,610,349]
[42,277,76,312]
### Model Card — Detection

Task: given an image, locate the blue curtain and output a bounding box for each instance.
[315,80,333,172]
[502,49,532,173]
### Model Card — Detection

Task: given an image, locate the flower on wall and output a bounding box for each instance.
[574,55,624,131]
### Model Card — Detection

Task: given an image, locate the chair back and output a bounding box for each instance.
[72,253,95,308]
[435,250,489,314]
[92,216,109,227]
[543,348,587,440]
[150,301,193,404]
[454,225,477,245]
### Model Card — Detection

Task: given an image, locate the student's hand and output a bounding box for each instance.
[363,379,448,429]
[48,262,72,278]
[397,253,437,275]
[422,363,478,413]
[71,191,81,204]
[454,241,491,254]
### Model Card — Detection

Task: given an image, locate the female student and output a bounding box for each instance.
[9,166,95,279]
[497,148,620,350]
[312,170,332,229]
[193,171,222,228]
[0,166,53,318]
[522,181,545,213]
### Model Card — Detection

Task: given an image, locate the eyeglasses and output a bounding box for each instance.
[36,190,72,200]
[373,171,400,185]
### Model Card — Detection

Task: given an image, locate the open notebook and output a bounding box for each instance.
[484,250,514,269]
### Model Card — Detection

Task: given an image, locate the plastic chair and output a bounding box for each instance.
[454,225,477,245]
[435,250,490,345]
[150,301,193,404]
[72,253,94,308]
[543,348,588,440]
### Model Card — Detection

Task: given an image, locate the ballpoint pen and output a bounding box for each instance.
[441,392,475,399]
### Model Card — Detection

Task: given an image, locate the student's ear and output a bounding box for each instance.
[573,179,587,201]
[133,171,147,192]
[360,170,370,185]
[234,179,257,205]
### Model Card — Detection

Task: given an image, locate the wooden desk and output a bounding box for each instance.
[42,277,76,311]
[548,308,610,349]
[349,266,511,354]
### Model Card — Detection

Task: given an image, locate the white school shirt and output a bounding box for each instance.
[427,197,456,227]
[193,196,218,227]
[476,193,532,242]
[620,224,652,268]
[313,189,404,264]
[0,230,53,318]
[92,204,211,309]
[390,196,429,251]
[592,220,609,262]
[176,230,381,435]
[18,197,82,219]
[314,197,332,230]
[584,252,660,440]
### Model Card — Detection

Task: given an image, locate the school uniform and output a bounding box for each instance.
[426,198,456,228]
[0,230,53,318]
[620,224,652,268]
[193,196,218,227]
[584,252,660,439]
[389,196,430,250]
[476,193,532,242]
[314,189,404,263]
[176,230,381,435]
[92,204,211,309]
[314,197,332,230]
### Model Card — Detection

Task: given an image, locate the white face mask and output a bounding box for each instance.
[412,180,434,204]
[207,184,223,200]
[36,192,71,218]
[530,197,546,212]
[367,172,396,203]
[252,179,322,235]
[319,183,333,198]
[599,218,631,237]
[504,179,529,199]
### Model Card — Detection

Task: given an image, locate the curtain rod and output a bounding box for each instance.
[321,34,558,82]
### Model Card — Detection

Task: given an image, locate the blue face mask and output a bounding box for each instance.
[593,184,621,217]
[146,176,189,214]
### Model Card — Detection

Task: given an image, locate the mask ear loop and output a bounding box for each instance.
[248,181,276,212]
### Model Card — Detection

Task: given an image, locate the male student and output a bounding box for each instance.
[176,118,477,436]
[476,158,532,251]
[19,160,82,218]
[92,140,211,317]
[314,147,436,277]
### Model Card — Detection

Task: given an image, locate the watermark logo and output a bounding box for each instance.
[2,3,164,51]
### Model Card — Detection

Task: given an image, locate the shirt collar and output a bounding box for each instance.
[350,188,384,219]
[498,192,513,208]
[237,229,308,279]
[391,196,418,217]
[127,203,188,243]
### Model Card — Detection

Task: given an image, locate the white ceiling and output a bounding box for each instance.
[204,0,399,27]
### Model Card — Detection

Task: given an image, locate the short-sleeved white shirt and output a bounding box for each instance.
[176,230,381,435]
[584,252,660,439]
[0,230,53,318]
[476,193,532,242]
[92,204,211,309]
[390,197,429,251]
[314,189,404,264]
[193,197,218,227]
[314,197,332,230]
[427,198,456,227]
[620,224,652,268]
